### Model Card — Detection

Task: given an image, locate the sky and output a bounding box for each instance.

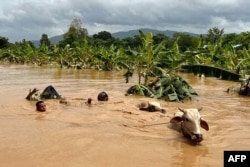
[1,0,250,42]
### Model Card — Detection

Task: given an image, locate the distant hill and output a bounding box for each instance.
[50,34,64,44]
[112,28,199,39]
[31,28,199,47]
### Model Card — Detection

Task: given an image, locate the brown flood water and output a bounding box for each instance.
[0,65,249,167]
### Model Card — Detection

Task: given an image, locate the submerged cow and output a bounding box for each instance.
[170,107,209,144]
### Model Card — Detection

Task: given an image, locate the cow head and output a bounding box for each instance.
[170,107,209,144]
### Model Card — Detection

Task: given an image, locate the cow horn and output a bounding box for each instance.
[178,107,186,113]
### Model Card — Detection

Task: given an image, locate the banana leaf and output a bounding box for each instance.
[159,76,171,87]
[168,92,179,101]
[162,85,172,95]
[154,86,163,99]
[134,84,145,96]
[140,85,155,98]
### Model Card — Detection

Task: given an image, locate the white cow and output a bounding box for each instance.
[170,107,209,144]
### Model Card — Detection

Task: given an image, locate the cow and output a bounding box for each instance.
[170,107,209,144]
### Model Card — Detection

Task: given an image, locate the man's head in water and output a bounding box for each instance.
[36,101,46,112]
[97,91,108,101]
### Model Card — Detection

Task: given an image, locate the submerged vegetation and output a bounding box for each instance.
[126,74,198,101]
[1,18,250,100]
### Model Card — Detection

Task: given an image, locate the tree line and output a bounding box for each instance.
[0,18,250,100]
[1,18,250,75]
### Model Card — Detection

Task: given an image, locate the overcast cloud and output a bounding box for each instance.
[1,0,250,42]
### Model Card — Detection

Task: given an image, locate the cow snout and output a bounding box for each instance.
[191,133,203,143]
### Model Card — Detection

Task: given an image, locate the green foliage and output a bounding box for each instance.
[121,35,143,48]
[0,36,9,49]
[92,45,125,71]
[40,34,51,47]
[92,31,115,47]
[126,74,198,101]
[124,30,167,84]
[173,32,199,52]
[153,33,168,45]
[158,39,183,71]
[93,31,113,40]
[234,32,250,49]
[123,31,198,101]
[206,27,224,44]
[59,18,88,48]
[184,36,250,77]
[2,24,250,102]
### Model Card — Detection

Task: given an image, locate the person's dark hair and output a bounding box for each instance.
[36,101,44,108]
[97,91,108,101]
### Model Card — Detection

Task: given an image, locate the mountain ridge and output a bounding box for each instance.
[111,28,199,39]
[32,28,199,47]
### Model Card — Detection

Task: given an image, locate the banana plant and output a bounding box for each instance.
[124,31,198,101]
[124,31,166,84]
[93,45,125,71]
[0,49,19,63]
[0,45,24,63]
[159,38,185,72]
[236,47,250,75]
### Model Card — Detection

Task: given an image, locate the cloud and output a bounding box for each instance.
[0,0,250,42]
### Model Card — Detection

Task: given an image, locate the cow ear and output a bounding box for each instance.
[200,119,209,131]
[170,116,183,123]
[178,107,186,113]
[198,107,203,112]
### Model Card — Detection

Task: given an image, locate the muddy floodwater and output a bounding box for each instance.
[0,65,249,167]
